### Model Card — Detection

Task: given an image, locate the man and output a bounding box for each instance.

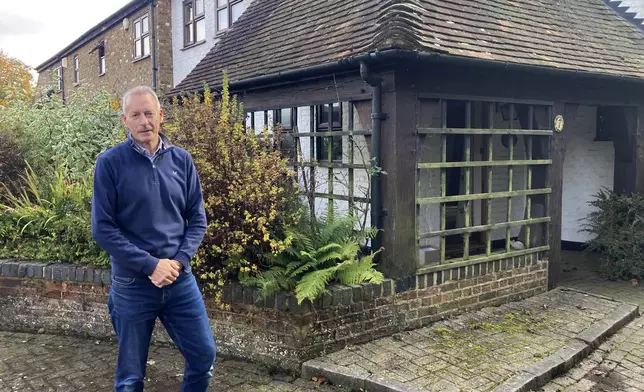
[91,86,215,392]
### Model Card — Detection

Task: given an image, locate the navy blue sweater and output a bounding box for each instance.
[91,135,207,278]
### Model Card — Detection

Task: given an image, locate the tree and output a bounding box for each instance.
[0,50,33,107]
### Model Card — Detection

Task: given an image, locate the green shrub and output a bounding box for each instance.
[0,164,108,265]
[239,212,383,303]
[0,127,27,200]
[0,86,123,180]
[0,87,121,265]
[582,189,644,280]
[165,77,301,297]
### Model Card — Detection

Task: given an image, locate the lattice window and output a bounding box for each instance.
[416,99,553,268]
[245,103,373,230]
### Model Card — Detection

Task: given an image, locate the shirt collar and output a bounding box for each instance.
[127,132,167,157]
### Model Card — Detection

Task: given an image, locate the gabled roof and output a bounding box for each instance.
[172,0,644,94]
[36,0,151,72]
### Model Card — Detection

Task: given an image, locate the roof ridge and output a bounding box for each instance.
[372,0,431,51]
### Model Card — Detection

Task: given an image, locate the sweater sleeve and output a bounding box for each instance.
[173,153,207,270]
[91,156,159,276]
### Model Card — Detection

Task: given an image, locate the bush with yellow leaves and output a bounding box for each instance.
[165,76,301,300]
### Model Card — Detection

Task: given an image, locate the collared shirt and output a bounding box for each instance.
[129,133,165,162]
[92,131,205,278]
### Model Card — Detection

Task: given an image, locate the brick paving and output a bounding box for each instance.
[313,288,623,392]
[534,251,644,392]
[559,251,644,308]
[536,314,644,392]
[0,332,339,392]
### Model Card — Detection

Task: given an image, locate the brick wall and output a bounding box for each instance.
[36,0,173,101]
[0,255,548,371]
[156,0,174,94]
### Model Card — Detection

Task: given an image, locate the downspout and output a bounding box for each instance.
[151,0,158,91]
[60,59,65,103]
[360,61,383,252]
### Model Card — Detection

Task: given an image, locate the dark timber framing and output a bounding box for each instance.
[178,51,644,287]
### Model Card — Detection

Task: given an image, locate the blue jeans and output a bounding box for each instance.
[108,271,216,392]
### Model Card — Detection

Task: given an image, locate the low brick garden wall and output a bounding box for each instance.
[0,255,548,371]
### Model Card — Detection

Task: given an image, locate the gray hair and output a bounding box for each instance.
[122,86,160,113]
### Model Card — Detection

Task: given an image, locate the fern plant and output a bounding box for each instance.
[0,163,108,265]
[240,212,383,304]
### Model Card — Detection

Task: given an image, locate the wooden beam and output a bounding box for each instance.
[416,246,550,275]
[419,217,551,239]
[293,162,370,170]
[636,106,644,194]
[313,193,370,204]
[411,63,644,107]
[293,130,371,137]
[236,72,391,112]
[418,159,551,169]
[417,188,551,204]
[548,102,567,290]
[376,70,421,278]
[417,128,553,135]
[611,107,636,195]
[517,105,549,249]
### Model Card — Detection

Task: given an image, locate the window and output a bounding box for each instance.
[275,108,297,161]
[275,108,293,130]
[73,56,79,84]
[317,103,343,162]
[216,0,245,33]
[56,66,63,91]
[133,15,150,59]
[98,45,106,75]
[184,0,205,46]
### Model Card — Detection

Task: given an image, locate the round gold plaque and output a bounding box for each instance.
[554,115,564,133]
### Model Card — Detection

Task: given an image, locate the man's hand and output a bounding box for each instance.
[149,259,182,288]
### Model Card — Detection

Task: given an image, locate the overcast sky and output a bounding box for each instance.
[0,0,131,81]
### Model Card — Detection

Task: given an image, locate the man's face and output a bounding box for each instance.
[122,93,164,146]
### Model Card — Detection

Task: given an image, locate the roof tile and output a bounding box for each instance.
[172,0,644,94]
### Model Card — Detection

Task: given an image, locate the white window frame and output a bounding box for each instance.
[133,14,150,60]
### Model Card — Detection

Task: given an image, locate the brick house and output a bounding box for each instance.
[35,0,173,101]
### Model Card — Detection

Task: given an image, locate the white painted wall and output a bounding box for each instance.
[245,103,372,230]
[171,0,253,87]
[562,105,615,243]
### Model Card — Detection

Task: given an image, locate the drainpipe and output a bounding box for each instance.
[360,61,383,252]
[59,59,65,103]
[151,0,158,91]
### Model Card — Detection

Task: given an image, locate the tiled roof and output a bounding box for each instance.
[172,0,644,94]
